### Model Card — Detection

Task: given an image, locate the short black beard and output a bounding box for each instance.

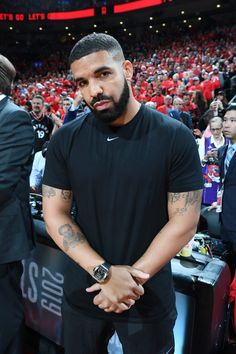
[91,78,130,124]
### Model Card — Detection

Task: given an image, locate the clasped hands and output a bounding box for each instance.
[86,265,149,314]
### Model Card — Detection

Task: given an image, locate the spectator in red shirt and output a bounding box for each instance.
[167,73,182,95]
[45,88,60,112]
[182,93,200,129]
[188,77,202,93]
[160,73,171,94]
[200,72,215,104]
[175,84,187,99]
[133,86,141,101]
[151,87,165,108]
[144,84,155,102]
[157,95,173,115]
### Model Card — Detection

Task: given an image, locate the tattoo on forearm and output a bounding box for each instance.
[61,190,72,201]
[169,190,202,216]
[42,185,56,198]
[58,223,86,251]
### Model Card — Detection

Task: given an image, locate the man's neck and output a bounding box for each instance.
[32,111,43,120]
[109,97,141,127]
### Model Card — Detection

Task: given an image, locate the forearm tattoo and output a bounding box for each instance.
[42,185,56,198]
[169,190,202,216]
[58,223,86,251]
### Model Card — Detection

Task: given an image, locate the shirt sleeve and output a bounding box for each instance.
[168,124,203,193]
[43,128,71,190]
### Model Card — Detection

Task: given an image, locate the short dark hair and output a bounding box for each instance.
[69,33,125,65]
[32,94,44,103]
[225,103,236,113]
[0,54,16,95]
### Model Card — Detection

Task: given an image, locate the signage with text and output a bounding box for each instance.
[0,0,173,21]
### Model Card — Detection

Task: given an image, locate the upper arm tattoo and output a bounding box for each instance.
[42,185,56,198]
[169,190,202,216]
[58,223,87,252]
[61,190,72,201]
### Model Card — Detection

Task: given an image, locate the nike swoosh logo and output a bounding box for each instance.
[107,137,119,142]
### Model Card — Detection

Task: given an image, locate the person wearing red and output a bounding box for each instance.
[45,88,60,112]
[151,87,165,108]
[188,77,202,93]
[143,84,154,102]
[160,73,172,95]
[137,75,149,95]
[157,95,173,115]
[175,84,186,99]
[200,72,215,104]
[182,93,200,129]
[133,86,142,101]
[166,73,182,96]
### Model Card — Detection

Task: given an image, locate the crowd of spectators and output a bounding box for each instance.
[11,24,236,125]
[15,23,235,206]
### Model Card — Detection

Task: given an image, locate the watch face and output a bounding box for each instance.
[93,263,111,283]
[94,265,108,282]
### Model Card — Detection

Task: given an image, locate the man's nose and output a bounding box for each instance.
[89,80,103,98]
[223,121,229,128]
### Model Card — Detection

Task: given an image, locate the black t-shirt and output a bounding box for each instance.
[30,113,54,153]
[43,104,203,323]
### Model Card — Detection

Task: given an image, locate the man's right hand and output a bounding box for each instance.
[86,265,149,313]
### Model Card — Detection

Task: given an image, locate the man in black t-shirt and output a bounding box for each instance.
[30,95,54,153]
[43,33,203,354]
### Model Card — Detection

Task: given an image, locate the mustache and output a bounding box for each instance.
[91,94,112,107]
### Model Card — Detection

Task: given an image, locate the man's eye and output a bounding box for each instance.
[77,81,86,88]
[101,72,110,78]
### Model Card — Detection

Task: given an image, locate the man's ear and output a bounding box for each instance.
[122,60,133,81]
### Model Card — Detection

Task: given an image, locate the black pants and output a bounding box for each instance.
[63,299,175,354]
[0,262,24,354]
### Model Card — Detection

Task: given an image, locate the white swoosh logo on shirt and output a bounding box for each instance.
[107,137,119,142]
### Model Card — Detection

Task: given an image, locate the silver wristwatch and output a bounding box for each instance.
[92,261,111,283]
